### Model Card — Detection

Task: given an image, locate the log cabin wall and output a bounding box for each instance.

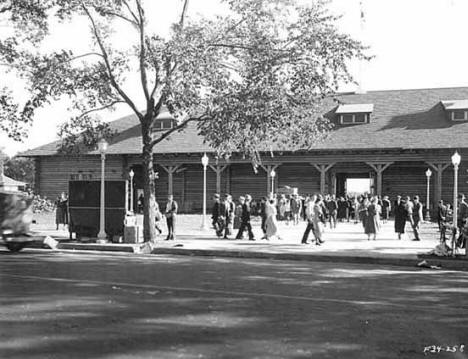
[38,155,124,200]
[277,163,320,195]
[229,163,267,201]
[382,162,428,201]
[34,152,468,213]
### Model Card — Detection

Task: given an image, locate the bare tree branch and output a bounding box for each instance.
[0,5,12,14]
[122,0,140,24]
[179,0,190,28]
[75,100,125,120]
[81,2,141,119]
[135,0,150,102]
[150,114,208,149]
[100,10,138,26]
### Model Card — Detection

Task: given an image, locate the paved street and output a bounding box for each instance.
[1,251,468,359]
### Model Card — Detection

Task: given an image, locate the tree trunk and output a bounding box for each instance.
[141,116,157,242]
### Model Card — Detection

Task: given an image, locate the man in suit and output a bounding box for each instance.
[326,195,338,229]
[164,194,178,240]
[236,194,255,240]
[437,199,448,232]
[211,193,221,232]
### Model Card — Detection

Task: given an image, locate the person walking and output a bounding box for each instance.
[357,197,369,229]
[265,197,281,240]
[412,196,423,241]
[301,195,316,244]
[312,196,326,245]
[223,194,235,238]
[211,194,222,236]
[437,200,448,232]
[394,196,407,240]
[456,193,468,248]
[381,195,391,223]
[291,194,302,225]
[164,195,178,240]
[235,194,255,240]
[326,195,338,229]
[259,197,268,239]
[364,196,381,240]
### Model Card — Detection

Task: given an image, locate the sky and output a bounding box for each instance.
[1,0,468,157]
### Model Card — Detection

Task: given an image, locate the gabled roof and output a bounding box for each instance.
[335,103,374,114]
[441,100,468,110]
[21,86,468,156]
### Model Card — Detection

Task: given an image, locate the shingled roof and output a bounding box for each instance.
[22,86,468,156]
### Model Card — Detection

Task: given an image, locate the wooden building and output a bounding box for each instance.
[22,87,468,214]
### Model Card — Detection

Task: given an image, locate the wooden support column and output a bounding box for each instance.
[366,162,393,197]
[160,165,183,195]
[311,163,335,194]
[259,164,280,195]
[208,164,228,194]
[426,162,450,205]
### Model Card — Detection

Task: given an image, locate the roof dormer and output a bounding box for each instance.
[152,111,176,131]
[441,100,468,122]
[335,103,374,125]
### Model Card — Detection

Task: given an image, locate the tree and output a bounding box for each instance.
[0,0,367,241]
[4,156,35,187]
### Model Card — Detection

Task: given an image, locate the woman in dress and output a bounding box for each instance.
[265,198,281,240]
[394,196,407,240]
[364,196,381,240]
[55,192,68,230]
[357,197,369,229]
[312,196,325,245]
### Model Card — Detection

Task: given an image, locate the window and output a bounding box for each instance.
[152,119,175,131]
[452,110,467,121]
[354,113,367,123]
[339,113,369,125]
[342,114,354,124]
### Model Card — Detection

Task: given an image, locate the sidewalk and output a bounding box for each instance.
[29,217,468,271]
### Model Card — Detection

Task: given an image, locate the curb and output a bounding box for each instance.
[25,240,468,271]
[152,247,423,269]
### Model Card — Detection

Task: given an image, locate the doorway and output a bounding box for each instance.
[335,172,374,197]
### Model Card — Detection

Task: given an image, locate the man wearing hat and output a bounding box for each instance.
[211,193,222,236]
[235,194,255,240]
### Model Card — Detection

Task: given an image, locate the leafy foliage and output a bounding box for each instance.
[0,0,367,240]
[4,156,35,186]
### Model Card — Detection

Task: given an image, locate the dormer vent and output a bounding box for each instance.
[335,103,374,125]
[441,100,468,122]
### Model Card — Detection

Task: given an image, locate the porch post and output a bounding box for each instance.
[426,162,450,206]
[209,164,228,194]
[160,165,183,195]
[366,162,393,197]
[311,163,335,194]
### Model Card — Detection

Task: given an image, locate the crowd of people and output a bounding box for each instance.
[207,191,468,247]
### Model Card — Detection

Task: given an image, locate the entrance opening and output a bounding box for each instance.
[346,178,373,197]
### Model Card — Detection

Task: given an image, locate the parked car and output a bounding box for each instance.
[0,189,35,252]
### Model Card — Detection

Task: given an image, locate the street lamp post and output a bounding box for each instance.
[451,151,461,257]
[425,168,432,222]
[97,139,108,242]
[129,169,134,213]
[270,170,276,197]
[201,153,209,230]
